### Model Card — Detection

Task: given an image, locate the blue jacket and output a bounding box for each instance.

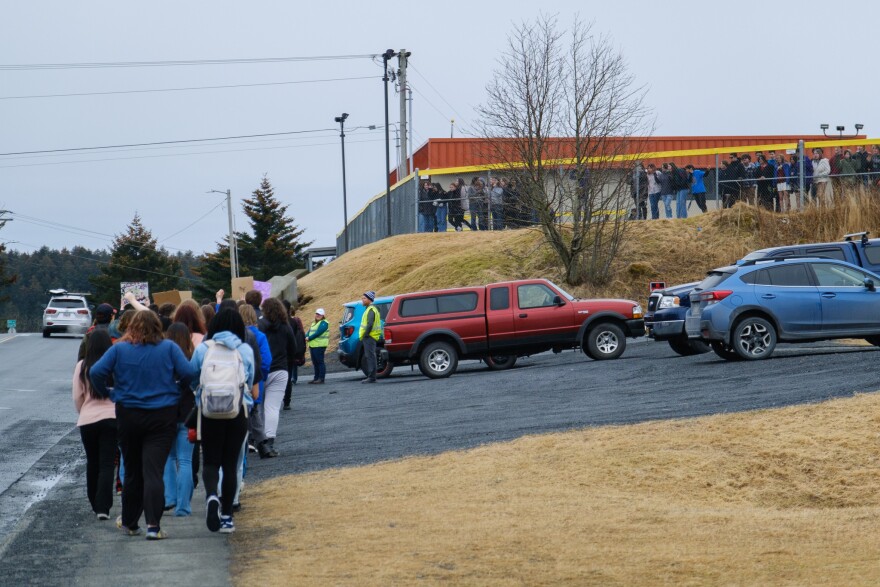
[248,324,272,405]
[90,339,194,410]
[190,331,256,408]
[690,169,706,194]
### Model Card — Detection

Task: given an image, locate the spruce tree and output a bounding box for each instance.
[89,214,182,305]
[0,215,17,303]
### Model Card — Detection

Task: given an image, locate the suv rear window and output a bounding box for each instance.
[399,292,478,317]
[342,306,354,324]
[694,270,734,292]
[50,298,86,309]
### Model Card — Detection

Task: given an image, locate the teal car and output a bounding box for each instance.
[337,295,395,378]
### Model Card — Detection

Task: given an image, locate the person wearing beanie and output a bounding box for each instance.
[305,308,329,384]
[359,291,381,384]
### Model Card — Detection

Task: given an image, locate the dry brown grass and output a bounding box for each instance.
[299,190,880,345]
[233,392,880,586]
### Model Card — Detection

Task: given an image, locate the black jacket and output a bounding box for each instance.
[259,320,297,373]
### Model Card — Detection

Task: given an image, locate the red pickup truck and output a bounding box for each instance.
[383,279,644,378]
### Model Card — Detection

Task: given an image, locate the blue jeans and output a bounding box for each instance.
[310,346,326,381]
[418,213,435,233]
[676,189,688,218]
[661,195,673,218]
[163,423,194,516]
[649,193,661,219]
[434,205,448,232]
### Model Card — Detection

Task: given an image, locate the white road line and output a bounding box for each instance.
[0,389,38,393]
[0,407,11,410]
[0,335,18,344]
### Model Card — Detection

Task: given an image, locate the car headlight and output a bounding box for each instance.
[657,295,680,309]
[632,304,643,319]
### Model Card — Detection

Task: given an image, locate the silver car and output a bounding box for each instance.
[42,289,92,337]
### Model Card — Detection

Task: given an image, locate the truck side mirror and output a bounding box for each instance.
[865,278,876,292]
[553,295,565,306]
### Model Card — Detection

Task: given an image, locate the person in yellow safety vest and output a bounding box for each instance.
[305,308,329,384]
[359,291,382,384]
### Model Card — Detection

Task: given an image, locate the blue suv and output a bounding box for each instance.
[685,257,880,360]
[337,295,395,377]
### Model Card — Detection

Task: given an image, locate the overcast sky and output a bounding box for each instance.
[1,1,877,258]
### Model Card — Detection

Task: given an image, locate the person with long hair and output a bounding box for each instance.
[200,303,216,327]
[189,309,254,533]
[72,329,117,521]
[173,300,207,347]
[281,300,305,411]
[162,322,196,517]
[258,297,296,457]
[90,310,194,540]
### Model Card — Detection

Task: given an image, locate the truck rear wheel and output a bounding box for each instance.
[485,354,517,370]
[584,322,626,360]
[418,340,458,379]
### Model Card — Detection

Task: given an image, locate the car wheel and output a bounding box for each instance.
[485,354,517,370]
[418,341,458,379]
[710,341,741,361]
[42,330,50,338]
[361,349,394,379]
[732,316,777,360]
[584,322,626,360]
[668,336,710,356]
[865,336,880,347]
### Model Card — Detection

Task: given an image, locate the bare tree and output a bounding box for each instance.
[476,15,652,286]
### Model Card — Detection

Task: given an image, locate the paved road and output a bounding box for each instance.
[1,334,878,585]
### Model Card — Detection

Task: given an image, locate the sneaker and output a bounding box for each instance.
[361,378,377,384]
[282,404,291,411]
[145,528,168,540]
[307,380,318,385]
[96,513,110,521]
[219,515,235,534]
[163,503,176,512]
[206,495,221,532]
[117,516,141,536]
[247,443,257,454]
[232,503,241,513]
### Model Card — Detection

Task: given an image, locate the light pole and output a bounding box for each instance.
[335,113,350,253]
[208,189,237,281]
[382,49,397,238]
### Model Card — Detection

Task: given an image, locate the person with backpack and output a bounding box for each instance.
[90,310,195,540]
[72,329,117,521]
[189,308,255,534]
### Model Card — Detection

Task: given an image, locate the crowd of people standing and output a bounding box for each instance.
[72,287,306,539]
[418,177,533,233]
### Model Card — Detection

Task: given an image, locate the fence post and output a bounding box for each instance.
[634,162,641,219]
[714,153,720,210]
[487,169,493,230]
[798,139,805,210]
[413,168,420,233]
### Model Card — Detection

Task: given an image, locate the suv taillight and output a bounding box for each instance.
[45,309,57,314]
[77,309,89,315]
[343,326,354,338]
[698,290,733,304]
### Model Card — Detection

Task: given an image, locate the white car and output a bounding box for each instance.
[42,289,92,337]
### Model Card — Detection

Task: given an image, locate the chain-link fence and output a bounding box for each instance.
[336,170,419,254]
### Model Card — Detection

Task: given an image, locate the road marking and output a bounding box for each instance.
[0,389,38,393]
[0,407,10,410]
[0,335,18,344]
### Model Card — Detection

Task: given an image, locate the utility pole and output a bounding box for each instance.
[225,189,238,280]
[450,118,455,138]
[382,49,396,238]
[397,50,411,180]
[335,113,350,253]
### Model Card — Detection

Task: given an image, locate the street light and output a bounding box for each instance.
[335,113,350,254]
[382,49,397,238]
[820,123,865,139]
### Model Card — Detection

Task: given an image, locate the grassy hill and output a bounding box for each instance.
[297,195,880,338]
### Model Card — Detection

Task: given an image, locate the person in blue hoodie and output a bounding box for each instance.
[189,309,254,534]
[90,310,195,540]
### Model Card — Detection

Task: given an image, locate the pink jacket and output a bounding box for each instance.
[72,360,116,427]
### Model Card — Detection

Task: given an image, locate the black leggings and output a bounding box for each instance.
[117,404,177,530]
[201,409,248,516]
[79,418,117,516]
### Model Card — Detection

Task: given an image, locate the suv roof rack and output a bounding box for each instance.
[739,255,824,267]
[47,289,91,297]
[843,231,870,246]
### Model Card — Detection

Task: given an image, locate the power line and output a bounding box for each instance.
[0,75,377,100]
[408,62,468,123]
[0,54,378,71]
[0,137,385,169]
[0,127,342,157]
[408,83,455,125]
[157,200,226,244]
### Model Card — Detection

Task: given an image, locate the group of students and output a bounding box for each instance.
[418,176,532,233]
[71,288,308,540]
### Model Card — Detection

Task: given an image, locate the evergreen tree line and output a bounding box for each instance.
[0,175,310,332]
